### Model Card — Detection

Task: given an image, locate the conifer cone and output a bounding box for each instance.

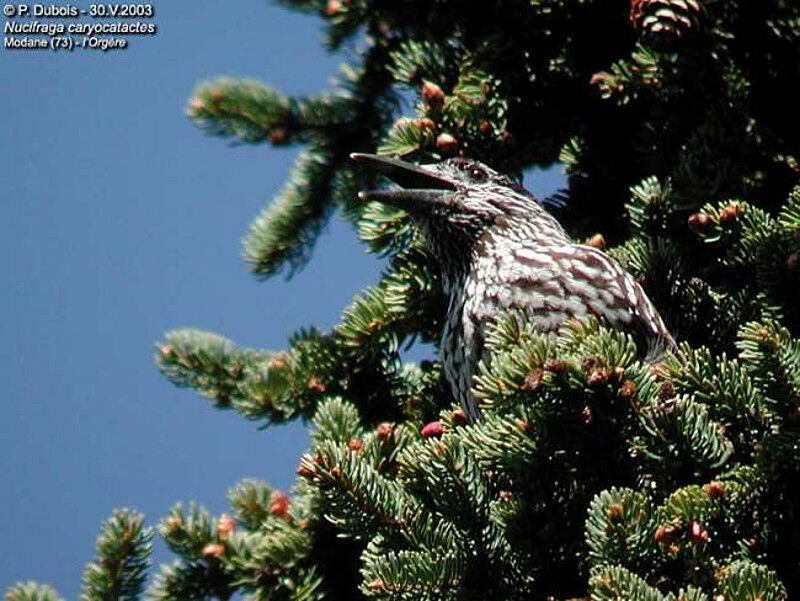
[630,0,702,40]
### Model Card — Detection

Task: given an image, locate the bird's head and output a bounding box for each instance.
[351,153,565,268]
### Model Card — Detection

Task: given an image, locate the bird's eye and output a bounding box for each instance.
[469,168,487,182]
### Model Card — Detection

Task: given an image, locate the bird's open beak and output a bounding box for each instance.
[350,153,457,210]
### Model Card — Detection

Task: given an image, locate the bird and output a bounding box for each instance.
[351,153,676,420]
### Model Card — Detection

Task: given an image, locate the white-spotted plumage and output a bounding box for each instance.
[352,153,676,421]
[448,235,673,420]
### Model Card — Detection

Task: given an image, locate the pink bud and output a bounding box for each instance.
[202,542,225,558]
[421,421,445,438]
[269,491,290,517]
[217,513,236,538]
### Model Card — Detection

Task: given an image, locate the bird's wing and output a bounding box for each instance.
[477,242,675,360]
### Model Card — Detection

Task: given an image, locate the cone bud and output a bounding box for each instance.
[270,491,290,517]
[376,422,395,440]
[688,212,712,234]
[522,367,544,392]
[450,409,468,426]
[421,81,445,108]
[421,421,444,438]
[586,233,607,249]
[217,513,236,538]
[202,542,225,558]
[435,133,458,153]
[324,0,341,16]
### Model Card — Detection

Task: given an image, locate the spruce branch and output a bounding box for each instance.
[301,438,423,542]
[397,437,492,529]
[158,503,216,559]
[80,509,153,601]
[335,246,443,353]
[356,201,415,255]
[4,583,64,601]
[586,487,654,573]
[626,176,675,237]
[227,479,277,531]
[671,395,734,471]
[360,543,465,599]
[146,559,232,601]
[456,412,538,474]
[377,118,436,158]
[188,79,297,145]
[589,564,669,601]
[590,44,664,105]
[778,185,800,231]
[715,560,787,601]
[388,39,456,89]
[310,396,365,446]
[736,320,800,414]
[667,344,775,454]
[239,42,397,278]
[223,523,319,598]
[156,329,281,416]
[243,147,338,278]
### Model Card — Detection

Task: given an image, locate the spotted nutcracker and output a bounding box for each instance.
[351,153,676,420]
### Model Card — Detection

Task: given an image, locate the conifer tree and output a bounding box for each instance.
[8,1,800,599]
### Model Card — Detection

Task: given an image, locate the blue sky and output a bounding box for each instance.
[1,3,564,596]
